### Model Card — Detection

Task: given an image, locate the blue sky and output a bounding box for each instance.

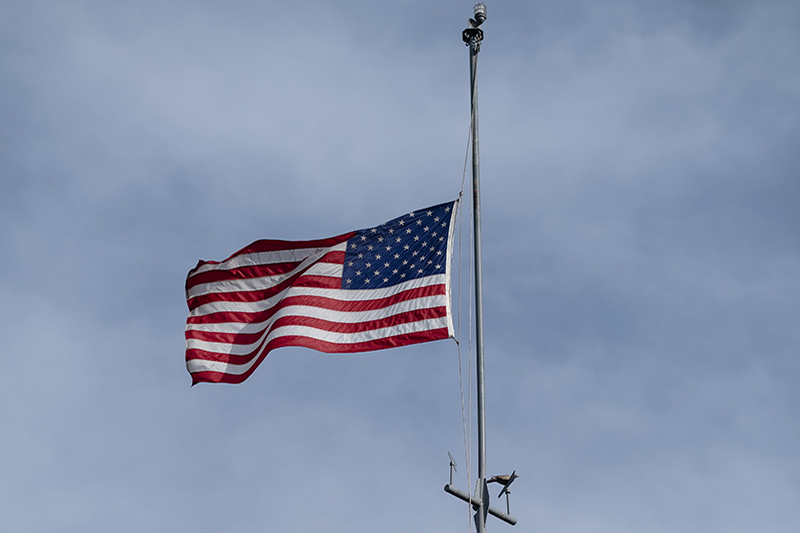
[1,1,799,531]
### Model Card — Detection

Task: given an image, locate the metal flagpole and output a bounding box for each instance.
[466,4,489,533]
[444,4,518,530]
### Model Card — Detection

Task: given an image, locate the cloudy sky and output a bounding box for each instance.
[2,1,799,531]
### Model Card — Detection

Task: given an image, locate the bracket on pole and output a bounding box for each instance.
[444,482,517,526]
[444,455,518,526]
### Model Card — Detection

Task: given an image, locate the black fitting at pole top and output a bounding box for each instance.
[462,27,484,44]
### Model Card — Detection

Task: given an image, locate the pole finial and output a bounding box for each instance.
[474,3,487,26]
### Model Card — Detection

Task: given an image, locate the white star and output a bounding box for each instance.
[392,269,398,274]
[365,278,370,283]
[418,269,423,274]
[378,236,384,242]
[346,278,352,283]
[374,270,380,276]
[389,228,394,234]
[434,216,440,222]
[427,210,432,216]
[361,235,367,241]
[371,228,377,233]
[409,212,415,217]
[416,220,422,225]
[401,273,406,278]
[356,270,362,276]
[431,232,437,238]
[384,262,389,268]
[358,253,363,259]
[406,228,412,234]
[404,245,410,250]
[394,254,400,259]
[368,245,373,251]
[375,254,381,259]
[402,260,408,265]
[348,261,354,266]
[439,236,444,241]
[445,207,450,212]
[414,236,419,241]
[423,226,429,232]
[442,222,447,227]
[385,245,391,251]
[435,264,441,269]
[399,220,405,226]
[412,251,418,256]
[366,262,372,268]
[350,243,357,249]
[396,237,402,243]
[383,277,389,282]
[422,242,427,247]
[436,250,442,255]
[428,260,433,264]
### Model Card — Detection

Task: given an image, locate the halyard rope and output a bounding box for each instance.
[456,103,475,533]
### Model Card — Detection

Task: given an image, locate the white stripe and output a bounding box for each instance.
[186,294,446,342]
[189,242,347,278]
[304,262,343,278]
[444,199,458,338]
[188,273,447,318]
[186,316,448,375]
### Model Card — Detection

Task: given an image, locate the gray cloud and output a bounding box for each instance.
[1,0,798,531]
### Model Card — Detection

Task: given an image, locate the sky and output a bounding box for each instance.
[1,0,799,531]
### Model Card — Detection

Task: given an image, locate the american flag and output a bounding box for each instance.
[185,200,459,384]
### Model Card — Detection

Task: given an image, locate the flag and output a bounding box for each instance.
[185,200,459,384]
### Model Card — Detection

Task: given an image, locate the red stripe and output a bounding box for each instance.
[186,306,447,346]
[186,283,446,323]
[188,234,353,277]
[188,327,450,385]
[318,250,346,264]
[290,275,342,289]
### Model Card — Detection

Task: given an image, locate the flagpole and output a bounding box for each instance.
[466,4,489,532]
[446,4,516,529]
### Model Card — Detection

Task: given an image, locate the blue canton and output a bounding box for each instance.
[341,201,456,290]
